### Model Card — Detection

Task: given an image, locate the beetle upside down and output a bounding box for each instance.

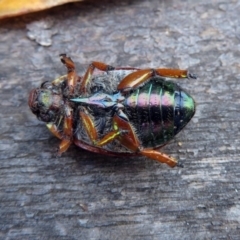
[28,54,196,168]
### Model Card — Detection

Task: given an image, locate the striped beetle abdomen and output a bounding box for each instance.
[124,77,195,148]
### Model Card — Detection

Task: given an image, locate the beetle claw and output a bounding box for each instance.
[56,148,61,157]
[176,162,184,168]
[187,72,197,79]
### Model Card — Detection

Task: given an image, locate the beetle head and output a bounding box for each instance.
[28,82,62,123]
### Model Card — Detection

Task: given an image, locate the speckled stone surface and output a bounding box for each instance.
[0,0,240,239]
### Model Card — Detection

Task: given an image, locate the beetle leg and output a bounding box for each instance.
[58,118,72,154]
[79,110,123,146]
[46,102,74,155]
[79,110,127,146]
[57,102,74,155]
[79,111,98,143]
[46,123,63,140]
[117,68,196,92]
[80,110,177,167]
[112,115,178,167]
[139,149,177,168]
[51,75,67,86]
[45,120,72,154]
[79,61,115,94]
[60,54,79,94]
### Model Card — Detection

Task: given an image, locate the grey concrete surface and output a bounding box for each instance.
[0,0,240,239]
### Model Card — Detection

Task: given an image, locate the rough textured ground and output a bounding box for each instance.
[0,0,240,239]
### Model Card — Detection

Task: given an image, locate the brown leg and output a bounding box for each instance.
[111,115,178,167]
[51,75,67,86]
[46,102,73,155]
[79,61,115,94]
[80,111,177,167]
[79,111,98,143]
[117,68,196,92]
[46,123,63,140]
[140,149,177,168]
[60,54,79,94]
[79,110,121,146]
[46,121,71,154]
[79,110,128,147]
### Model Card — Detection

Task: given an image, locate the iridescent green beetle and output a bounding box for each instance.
[29,54,195,167]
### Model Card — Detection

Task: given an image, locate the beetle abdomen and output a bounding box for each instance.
[124,77,195,148]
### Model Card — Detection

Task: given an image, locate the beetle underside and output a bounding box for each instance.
[28,54,196,167]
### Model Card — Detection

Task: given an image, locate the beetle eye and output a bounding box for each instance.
[38,110,55,123]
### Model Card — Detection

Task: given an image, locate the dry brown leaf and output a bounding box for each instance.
[0,0,83,19]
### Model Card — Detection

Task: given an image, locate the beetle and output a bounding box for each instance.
[28,54,196,167]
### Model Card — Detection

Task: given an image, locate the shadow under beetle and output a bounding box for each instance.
[28,54,196,167]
